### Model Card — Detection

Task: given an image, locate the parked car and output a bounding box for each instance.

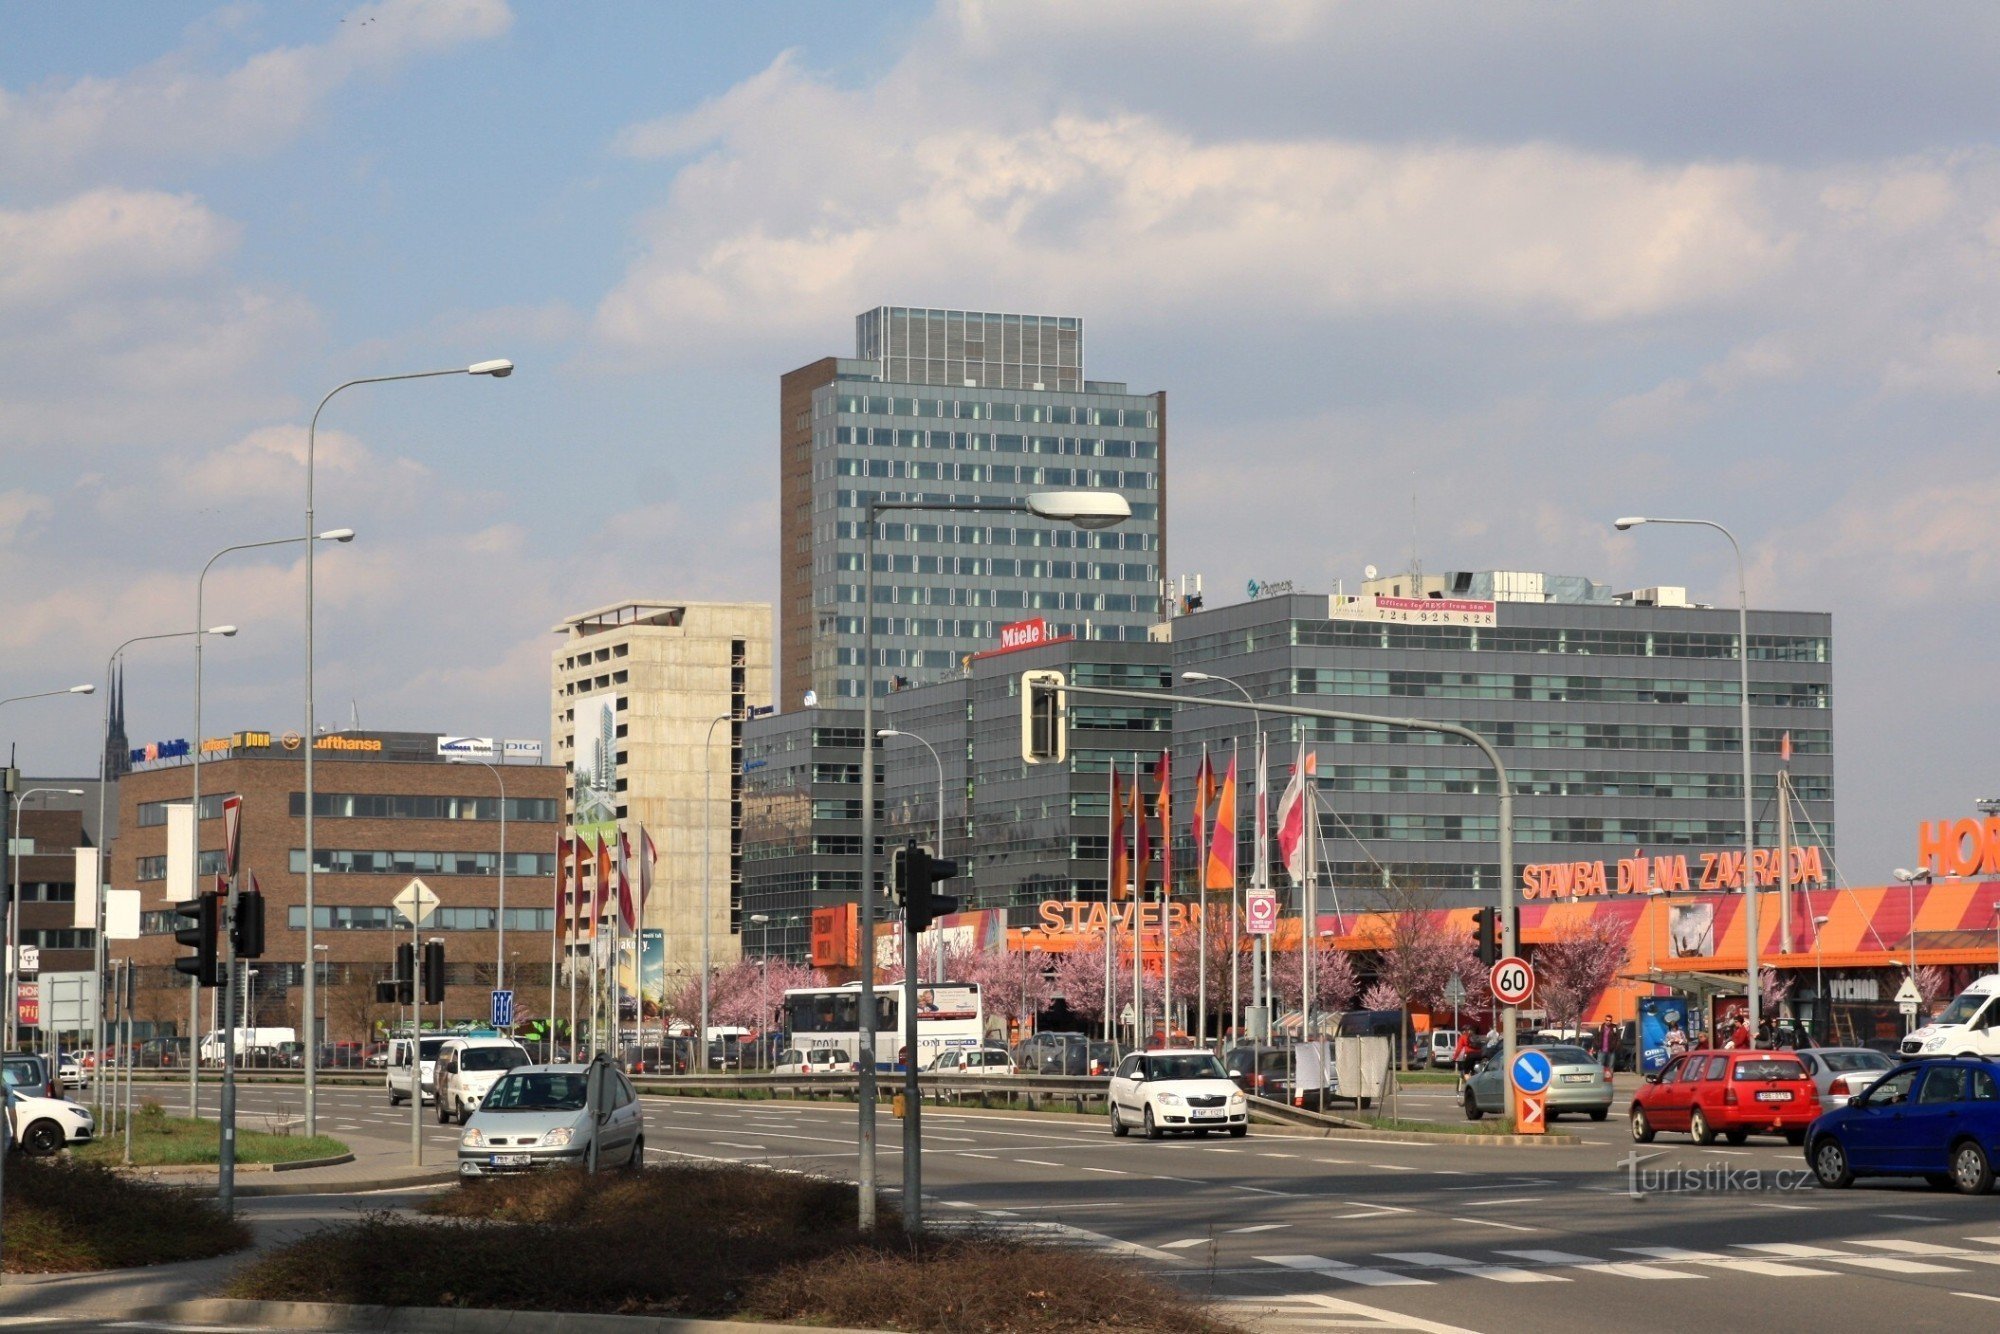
[1805,1057,2000,1194]
[926,1047,1016,1074]
[457,1057,644,1177]
[1108,1048,1249,1139]
[1223,1045,1294,1105]
[1792,1047,1895,1110]
[1463,1044,1613,1122]
[1630,1049,1822,1145]
[2,1053,55,1100]
[364,1043,390,1068]
[7,1086,94,1155]
[1416,1029,1460,1070]
[434,1037,532,1124]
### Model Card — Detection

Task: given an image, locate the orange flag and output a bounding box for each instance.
[1152,750,1172,896]
[1110,769,1129,901]
[1205,747,1238,891]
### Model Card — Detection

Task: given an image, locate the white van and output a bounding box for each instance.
[200,1027,296,1063]
[432,1036,531,1124]
[1903,974,2000,1058]
[387,1034,454,1105]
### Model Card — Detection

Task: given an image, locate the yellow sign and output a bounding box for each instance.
[314,735,382,753]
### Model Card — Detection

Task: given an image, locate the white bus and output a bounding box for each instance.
[782,981,983,1071]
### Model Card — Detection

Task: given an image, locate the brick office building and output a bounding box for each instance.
[116,731,563,1045]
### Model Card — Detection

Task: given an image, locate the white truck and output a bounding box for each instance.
[1902,974,2000,1058]
[387,1033,455,1105]
[199,1027,297,1063]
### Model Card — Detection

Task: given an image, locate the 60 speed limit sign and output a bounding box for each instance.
[1489,956,1535,1007]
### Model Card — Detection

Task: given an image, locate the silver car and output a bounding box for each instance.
[1464,1043,1613,1122]
[457,1059,645,1177]
[1792,1047,1894,1109]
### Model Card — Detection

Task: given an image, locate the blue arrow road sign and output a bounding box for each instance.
[490,989,515,1028]
[1512,1049,1553,1095]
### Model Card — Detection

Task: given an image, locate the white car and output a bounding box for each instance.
[56,1055,84,1090]
[7,1087,95,1155]
[926,1047,1016,1074]
[1108,1048,1248,1140]
[434,1038,532,1125]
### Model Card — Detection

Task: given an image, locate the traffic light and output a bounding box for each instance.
[173,891,220,987]
[903,840,961,934]
[395,942,415,1005]
[422,940,446,1004]
[231,889,265,958]
[1021,670,1067,764]
[888,843,910,906]
[375,979,399,1004]
[1474,905,1499,967]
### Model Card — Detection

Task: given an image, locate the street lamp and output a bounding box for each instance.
[0,685,95,708]
[1615,515,1762,1035]
[302,360,510,1138]
[877,727,946,981]
[312,944,329,1047]
[1811,914,1830,1044]
[192,529,353,1115]
[94,626,236,1106]
[861,489,1130,1236]
[701,712,733,1072]
[6,789,83,1053]
[1892,867,1932,983]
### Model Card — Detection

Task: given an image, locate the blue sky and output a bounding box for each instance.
[4,1,1998,882]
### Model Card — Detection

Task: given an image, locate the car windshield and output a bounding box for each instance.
[1540,1046,1593,1065]
[1935,991,1990,1026]
[1142,1054,1228,1081]
[482,1072,587,1111]
[419,1039,449,1060]
[1733,1059,1806,1082]
[1823,1051,1892,1073]
[462,1048,527,1072]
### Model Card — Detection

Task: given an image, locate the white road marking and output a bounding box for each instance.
[1161,1237,1213,1249]
[710,1141,765,1150]
[1257,1255,1429,1287]
[1456,1196,1543,1208]
[1450,1218,1537,1233]
[1855,1240,2000,1267]
[959,1152,997,1159]
[1230,1223,1290,1233]
[1082,1167,1126,1175]
[1618,1246,1833,1278]
[1376,1251,1563,1283]
[1738,1242,1964,1274]
[1229,1291,1481,1333]
[1018,1159,1062,1167]
[1496,1248,1696,1280]
[1955,1292,2000,1305]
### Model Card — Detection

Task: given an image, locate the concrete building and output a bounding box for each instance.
[550,601,773,990]
[117,730,563,1043]
[779,305,1168,708]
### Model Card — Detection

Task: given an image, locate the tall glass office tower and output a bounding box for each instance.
[780,307,1167,706]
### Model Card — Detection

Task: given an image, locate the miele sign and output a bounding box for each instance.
[998,617,1050,651]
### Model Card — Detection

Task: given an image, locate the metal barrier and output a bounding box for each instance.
[631,1071,1113,1114]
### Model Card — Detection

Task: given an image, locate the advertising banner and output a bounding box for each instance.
[166,803,196,903]
[1669,903,1716,957]
[503,739,545,761]
[438,736,496,760]
[1637,996,1693,1073]
[16,982,39,1029]
[1329,594,1496,627]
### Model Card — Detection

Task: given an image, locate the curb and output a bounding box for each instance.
[119,1298,883,1333]
[117,1152,357,1178]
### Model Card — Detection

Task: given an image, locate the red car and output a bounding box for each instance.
[1631,1048,1822,1145]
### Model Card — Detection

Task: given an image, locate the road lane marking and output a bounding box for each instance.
[1161,1238,1212,1249]
[1230,1292,1482,1332]
[1230,1185,1297,1197]
[1855,1240,2000,1267]
[1257,1255,1429,1287]
[1879,1214,1946,1222]
[1370,1163,1417,1171]
[1496,1249,1697,1280]
[1955,1292,2000,1305]
[959,1152,997,1160]
[1457,1197,1543,1208]
[1018,1159,1062,1167]
[710,1141,765,1150]
[1376,1251,1563,1283]
[1739,1243,1964,1274]
[1618,1246,1833,1278]
[1450,1218,1537,1232]
[1082,1167,1126,1175]
[1230,1223,1290,1233]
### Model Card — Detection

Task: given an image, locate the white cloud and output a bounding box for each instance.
[0,0,513,187]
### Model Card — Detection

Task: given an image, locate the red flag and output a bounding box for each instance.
[570,834,589,940]
[1133,759,1151,896]
[1276,740,1317,884]
[1206,749,1238,891]
[617,828,638,932]
[1110,769,1129,901]
[1192,750,1216,848]
[638,827,658,913]
[589,832,613,939]
[1780,730,1793,764]
[1152,750,1172,896]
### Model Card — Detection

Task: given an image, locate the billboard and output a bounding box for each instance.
[439,736,496,760]
[503,739,545,762]
[572,692,620,833]
[1669,903,1715,958]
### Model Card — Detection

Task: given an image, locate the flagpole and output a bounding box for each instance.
[1131,752,1143,1049]
[1196,744,1209,1047]
[1158,751,1171,1043]
[1104,768,1116,1045]
[548,836,562,1050]
[1303,750,1316,1044]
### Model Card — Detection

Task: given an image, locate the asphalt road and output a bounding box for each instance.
[86,1078,2000,1333]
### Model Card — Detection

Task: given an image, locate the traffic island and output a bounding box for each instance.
[74,1104,350,1168]
[4,1157,250,1273]
[225,1162,1239,1332]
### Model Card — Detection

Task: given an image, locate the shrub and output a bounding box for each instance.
[6,1157,249,1273]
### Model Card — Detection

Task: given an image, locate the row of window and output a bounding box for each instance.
[287,793,560,822]
[825,427,1159,459]
[136,794,231,826]
[825,459,1156,491]
[1293,669,1829,709]
[287,851,559,877]
[829,396,1153,429]
[1319,765,1831,803]
[20,929,90,950]
[137,907,560,936]
[560,641,630,672]
[823,509,1160,542]
[830,585,1152,612]
[820,617,1156,641]
[1305,719,1830,754]
[1219,622,1833,662]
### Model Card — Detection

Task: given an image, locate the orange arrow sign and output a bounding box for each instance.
[1514,1088,1546,1135]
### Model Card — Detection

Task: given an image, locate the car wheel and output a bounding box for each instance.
[1143,1105,1163,1141]
[1229,1124,1248,1138]
[1689,1107,1715,1145]
[1463,1090,1484,1122]
[436,1095,451,1125]
[1725,1130,1748,1146]
[22,1121,64,1156]
[1630,1105,1655,1143]
[1951,1139,1995,1195]
[390,1090,403,1106]
[1810,1136,1854,1189]
[1109,1103,1128,1137]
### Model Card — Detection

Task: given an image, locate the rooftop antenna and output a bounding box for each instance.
[1409,476,1422,582]
[350,700,362,732]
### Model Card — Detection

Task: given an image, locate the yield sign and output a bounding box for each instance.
[393,878,440,925]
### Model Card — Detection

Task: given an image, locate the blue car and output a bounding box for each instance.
[1804,1057,2000,1194]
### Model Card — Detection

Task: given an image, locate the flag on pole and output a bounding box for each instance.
[590,831,613,939]
[1109,769,1129,901]
[1780,730,1793,764]
[1277,740,1317,884]
[1133,756,1151,896]
[638,826,658,914]
[568,833,589,941]
[1252,733,1270,886]
[1192,749,1216,849]
[617,828,638,932]
[1206,747,1238,891]
[1152,749,1172,895]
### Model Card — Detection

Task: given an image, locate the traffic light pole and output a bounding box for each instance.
[1028,681,1519,1104]
[218,871,238,1215]
[900,912,922,1236]
[411,915,424,1167]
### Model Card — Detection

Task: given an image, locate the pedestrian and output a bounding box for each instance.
[1450,1028,1473,1090]
[1597,1013,1616,1073]
[1726,1012,1750,1050]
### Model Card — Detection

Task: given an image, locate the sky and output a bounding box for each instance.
[3,1,1998,883]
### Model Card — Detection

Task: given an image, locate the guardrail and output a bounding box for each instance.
[632,1071,1113,1114]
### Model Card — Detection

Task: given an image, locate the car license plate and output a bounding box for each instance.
[1561,1073,1594,1083]
[1191,1109,1225,1120]
[490,1154,531,1167]
[1756,1090,1792,1102]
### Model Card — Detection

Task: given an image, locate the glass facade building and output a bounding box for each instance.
[779,307,1167,708]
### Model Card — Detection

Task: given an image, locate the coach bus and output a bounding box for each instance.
[782,981,984,1070]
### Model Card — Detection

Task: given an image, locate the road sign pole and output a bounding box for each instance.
[411,908,423,1167]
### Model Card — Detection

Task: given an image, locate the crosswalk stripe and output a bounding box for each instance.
[1230,1223,1290,1233]
[1856,1240,2000,1266]
[1736,1243,1964,1274]
[1495,1248,1698,1280]
[1258,1255,1430,1287]
[1160,1238,1212,1249]
[1617,1246,1834,1278]
[1375,1251,1565,1283]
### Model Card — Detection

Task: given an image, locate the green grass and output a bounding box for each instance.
[6,1157,250,1272]
[74,1107,347,1167]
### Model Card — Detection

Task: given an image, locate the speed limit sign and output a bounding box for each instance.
[1489,956,1535,1007]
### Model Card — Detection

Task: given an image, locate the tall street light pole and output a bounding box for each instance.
[877,728,945,980]
[7,788,83,1053]
[194,531,352,1113]
[95,628,234,1104]
[448,757,508,998]
[1182,670,1260,1046]
[302,359,511,1137]
[750,912,771,1068]
[701,712,733,1072]
[1616,516,1761,1037]
[863,490,1130,1236]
